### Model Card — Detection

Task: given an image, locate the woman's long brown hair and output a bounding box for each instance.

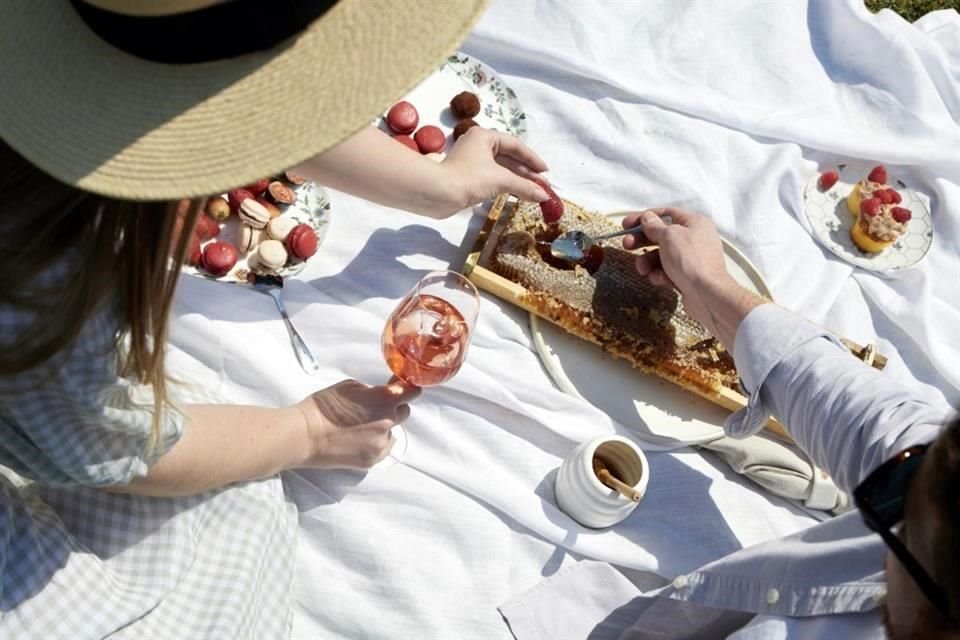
[0,140,201,452]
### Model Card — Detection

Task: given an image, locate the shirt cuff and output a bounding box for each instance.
[723,304,845,439]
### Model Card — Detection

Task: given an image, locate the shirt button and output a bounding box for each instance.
[766,588,780,605]
[672,575,689,589]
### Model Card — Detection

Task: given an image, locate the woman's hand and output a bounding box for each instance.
[295,125,550,219]
[294,378,421,469]
[440,127,549,210]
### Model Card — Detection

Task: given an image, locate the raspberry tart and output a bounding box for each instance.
[850,196,911,253]
[846,165,901,216]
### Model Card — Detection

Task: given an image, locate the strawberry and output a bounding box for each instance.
[877,189,894,205]
[532,176,564,223]
[891,207,912,223]
[227,188,254,214]
[243,178,271,196]
[860,197,882,217]
[818,170,839,190]
[886,189,902,204]
[867,165,887,184]
[195,214,221,240]
[187,233,202,267]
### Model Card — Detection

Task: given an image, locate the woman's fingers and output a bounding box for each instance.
[486,129,549,172]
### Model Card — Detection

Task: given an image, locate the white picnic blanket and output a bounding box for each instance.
[167,0,960,637]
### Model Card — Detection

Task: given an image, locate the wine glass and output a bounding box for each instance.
[377,270,479,465]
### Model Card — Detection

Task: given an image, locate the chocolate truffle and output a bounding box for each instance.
[453,118,479,141]
[450,91,480,119]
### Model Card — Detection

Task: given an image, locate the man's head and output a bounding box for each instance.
[882,416,960,640]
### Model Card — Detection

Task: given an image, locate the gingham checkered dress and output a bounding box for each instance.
[0,270,298,638]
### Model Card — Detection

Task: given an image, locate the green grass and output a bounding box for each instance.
[866,0,959,22]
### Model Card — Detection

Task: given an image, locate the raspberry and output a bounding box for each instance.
[243,178,271,196]
[187,233,202,267]
[867,165,887,184]
[195,214,221,240]
[886,189,902,204]
[532,177,564,223]
[891,207,912,223]
[818,170,839,190]
[877,189,894,204]
[860,198,882,217]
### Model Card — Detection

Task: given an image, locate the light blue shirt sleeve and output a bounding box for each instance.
[725,304,949,494]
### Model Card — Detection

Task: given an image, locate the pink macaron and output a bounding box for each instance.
[414,126,446,154]
[386,101,419,134]
[286,223,318,260]
[392,134,419,152]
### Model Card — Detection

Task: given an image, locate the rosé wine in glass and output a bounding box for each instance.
[375,271,479,467]
[382,294,470,387]
[381,271,478,387]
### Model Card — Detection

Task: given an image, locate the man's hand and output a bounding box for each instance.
[622,207,764,350]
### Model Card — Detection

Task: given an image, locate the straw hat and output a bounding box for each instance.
[0,0,487,200]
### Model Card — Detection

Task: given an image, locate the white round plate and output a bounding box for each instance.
[182,181,332,283]
[374,51,528,145]
[531,214,772,448]
[802,162,932,273]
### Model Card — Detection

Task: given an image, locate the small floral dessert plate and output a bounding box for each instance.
[803,162,933,273]
[373,51,528,141]
[182,181,332,283]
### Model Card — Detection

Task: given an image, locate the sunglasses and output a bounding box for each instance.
[853,444,950,618]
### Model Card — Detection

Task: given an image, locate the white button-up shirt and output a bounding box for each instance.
[499,304,950,640]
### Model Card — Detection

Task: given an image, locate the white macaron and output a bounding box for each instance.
[255,239,288,272]
[266,216,298,243]
[239,198,270,230]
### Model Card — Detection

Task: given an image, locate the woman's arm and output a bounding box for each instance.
[114,379,420,497]
[294,125,549,218]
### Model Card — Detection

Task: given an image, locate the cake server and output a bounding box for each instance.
[550,215,673,262]
[248,273,320,375]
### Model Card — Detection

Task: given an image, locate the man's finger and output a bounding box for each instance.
[623,233,657,250]
[395,404,411,423]
[634,251,660,276]
[647,269,677,289]
[636,210,670,243]
[648,207,696,227]
[621,212,644,230]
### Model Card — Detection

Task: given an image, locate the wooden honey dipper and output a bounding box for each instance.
[592,456,642,502]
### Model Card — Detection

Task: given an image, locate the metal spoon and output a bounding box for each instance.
[550,215,672,262]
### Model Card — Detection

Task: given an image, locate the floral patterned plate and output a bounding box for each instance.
[182,181,332,283]
[803,162,932,273]
[374,51,527,142]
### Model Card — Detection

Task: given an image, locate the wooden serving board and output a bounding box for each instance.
[462,194,887,443]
